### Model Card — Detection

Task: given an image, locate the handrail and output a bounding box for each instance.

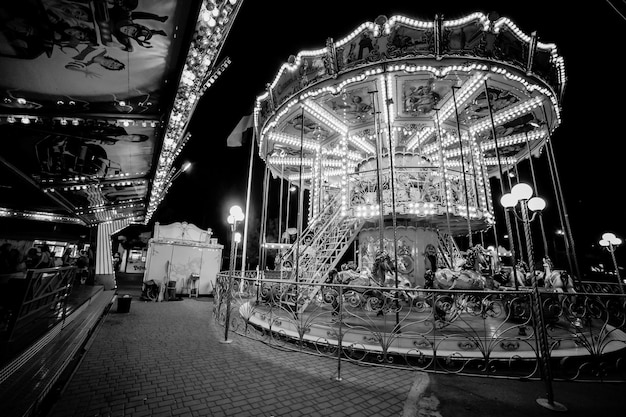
[1,266,77,346]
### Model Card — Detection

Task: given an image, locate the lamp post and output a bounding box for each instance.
[599,232,624,294]
[500,182,546,278]
[170,161,192,182]
[502,183,565,411]
[234,232,242,270]
[222,205,244,343]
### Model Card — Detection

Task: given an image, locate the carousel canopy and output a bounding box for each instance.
[0,0,242,227]
[254,12,566,188]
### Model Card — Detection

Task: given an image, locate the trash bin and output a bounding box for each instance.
[117,294,132,313]
[166,281,177,301]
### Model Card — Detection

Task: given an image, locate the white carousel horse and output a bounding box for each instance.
[539,258,576,293]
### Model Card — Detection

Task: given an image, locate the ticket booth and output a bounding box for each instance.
[143,222,223,296]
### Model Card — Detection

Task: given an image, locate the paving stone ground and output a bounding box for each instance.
[46,295,626,417]
[48,297,421,417]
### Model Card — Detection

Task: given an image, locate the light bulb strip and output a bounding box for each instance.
[301,100,349,135]
[406,127,435,151]
[469,96,543,135]
[268,131,320,151]
[267,156,314,167]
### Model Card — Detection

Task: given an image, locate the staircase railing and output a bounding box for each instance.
[437,231,462,269]
[277,193,364,312]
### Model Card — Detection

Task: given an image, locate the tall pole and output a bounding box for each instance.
[370,90,386,253]
[434,109,453,241]
[259,164,270,271]
[525,132,549,260]
[474,134,499,254]
[295,107,305,296]
[484,80,519,289]
[506,172,524,264]
[278,164,285,245]
[383,72,400,329]
[285,181,292,239]
[519,201,535,276]
[452,87,473,246]
[222,222,237,343]
[608,243,624,294]
[542,104,580,278]
[241,128,256,274]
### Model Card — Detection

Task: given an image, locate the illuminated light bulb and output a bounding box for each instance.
[511,183,533,200]
[527,197,546,212]
[500,193,517,208]
[602,232,617,242]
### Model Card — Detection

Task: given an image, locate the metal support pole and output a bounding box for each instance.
[222,223,237,344]
[506,172,524,264]
[609,244,624,294]
[524,132,550,260]
[335,285,344,381]
[531,283,567,411]
[452,87,473,246]
[520,202,535,276]
[484,80,519,289]
[370,90,386,251]
[383,73,401,330]
[434,109,453,243]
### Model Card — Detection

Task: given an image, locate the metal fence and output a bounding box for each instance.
[213,271,626,386]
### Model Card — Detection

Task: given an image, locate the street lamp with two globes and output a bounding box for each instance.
[222,205,245,343]
[599,232,624,294]
[502,183,566,412]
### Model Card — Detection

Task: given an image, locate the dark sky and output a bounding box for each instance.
[156,0,626,269]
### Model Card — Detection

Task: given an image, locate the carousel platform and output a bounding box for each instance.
[237,288,626,363]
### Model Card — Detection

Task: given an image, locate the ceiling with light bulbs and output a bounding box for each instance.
[0,0,242,226]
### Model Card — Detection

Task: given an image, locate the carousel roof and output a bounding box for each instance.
[253,12,566,187]
[0,0,242,227]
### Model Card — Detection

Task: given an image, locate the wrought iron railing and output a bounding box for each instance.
[213,271,626,386]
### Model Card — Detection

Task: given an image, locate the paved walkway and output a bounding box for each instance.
[46,296,626,417]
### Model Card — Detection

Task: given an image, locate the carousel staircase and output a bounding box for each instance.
[280,195,364,312]
[437,231,462,269]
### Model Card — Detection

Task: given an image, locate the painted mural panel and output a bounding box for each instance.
[323,87,374,126]
[0,0,184,114]
[0,120,155,181]
[272,54,329,109]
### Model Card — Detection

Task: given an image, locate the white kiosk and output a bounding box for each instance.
[143,222,223,296]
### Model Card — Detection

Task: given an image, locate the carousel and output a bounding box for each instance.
[216,12,626,374]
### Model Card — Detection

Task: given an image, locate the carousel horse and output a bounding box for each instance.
[493,262,530,289]
[371,251,417,301]
[433,245,489,290]
[326,266,382,314]
[326,253,415,314]
[539,258,576,293]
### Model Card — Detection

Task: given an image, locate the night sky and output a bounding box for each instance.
[155,0,626,271]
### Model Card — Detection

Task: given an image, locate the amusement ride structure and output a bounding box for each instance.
[253,11,565,294]
[213,12,626,391]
